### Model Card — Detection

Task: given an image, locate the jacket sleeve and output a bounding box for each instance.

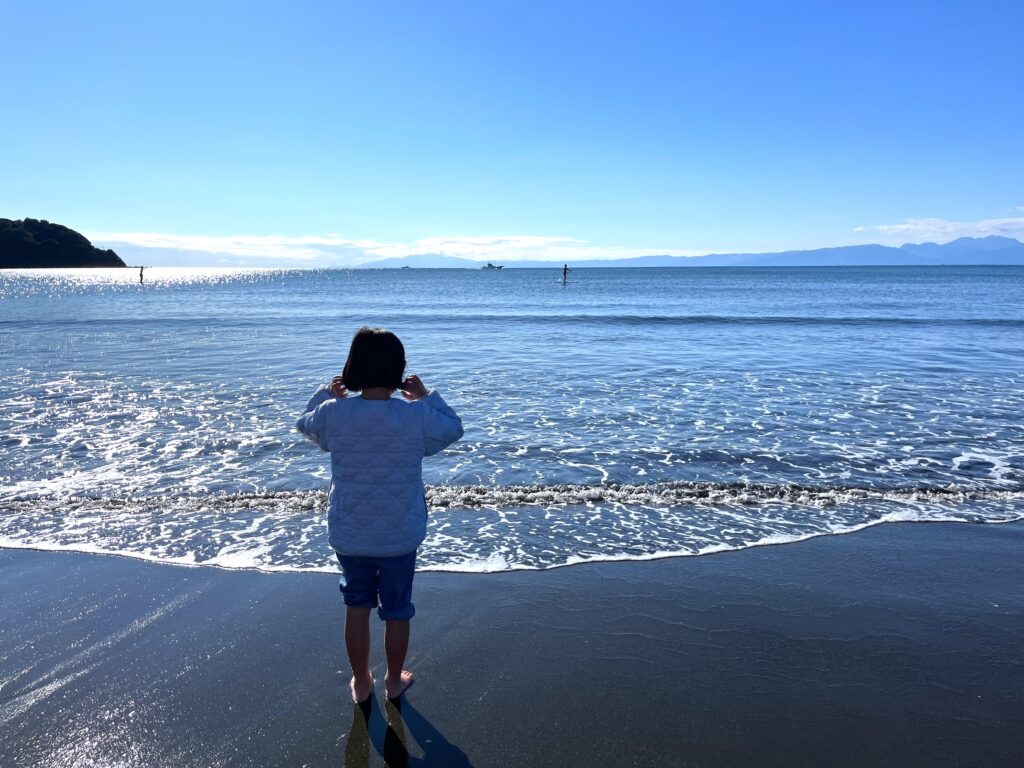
[295,386,334,451]
[421,390,464,457]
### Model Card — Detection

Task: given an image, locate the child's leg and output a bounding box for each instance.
[377,550,417,699]
[345,606,374,702]
[384,619,414,699]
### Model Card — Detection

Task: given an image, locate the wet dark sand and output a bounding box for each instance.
[2,521,1022,767]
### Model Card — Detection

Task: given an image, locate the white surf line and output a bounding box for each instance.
[2,482,1024,513]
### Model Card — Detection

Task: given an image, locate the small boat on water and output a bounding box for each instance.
[481,262,504,270]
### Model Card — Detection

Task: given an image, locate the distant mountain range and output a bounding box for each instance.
[359,236,1024,268]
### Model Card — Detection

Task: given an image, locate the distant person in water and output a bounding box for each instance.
[562,263,570,282]
[296,327,464,704]
[139,266,144,284]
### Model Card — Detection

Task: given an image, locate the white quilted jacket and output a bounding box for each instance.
[296,386,464,557]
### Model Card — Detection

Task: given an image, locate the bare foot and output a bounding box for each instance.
[350,673,374,704]
[384,670,415,700]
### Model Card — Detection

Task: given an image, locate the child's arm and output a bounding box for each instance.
[295,381,343,451]
[303,386,334,413]
[400,374,463,455]
[420,390,464,456]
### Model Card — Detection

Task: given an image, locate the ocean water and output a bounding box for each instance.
[1,266,1022,572]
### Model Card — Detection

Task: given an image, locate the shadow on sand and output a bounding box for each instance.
[345,696,473,767]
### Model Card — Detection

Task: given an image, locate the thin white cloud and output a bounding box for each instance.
[86,232,375,261]
[87,230,712,266]
[854,217,1024,244]
[90,214,1024,268]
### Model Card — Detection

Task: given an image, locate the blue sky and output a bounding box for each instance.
[2,1,1022,265]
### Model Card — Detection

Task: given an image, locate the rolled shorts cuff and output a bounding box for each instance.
[339,592,379,610]
[336,550,417,622]
[377,603,415,621]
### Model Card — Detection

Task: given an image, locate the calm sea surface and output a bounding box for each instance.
[1,266,1022,571]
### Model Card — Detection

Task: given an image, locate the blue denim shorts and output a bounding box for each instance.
[335,550,417,621]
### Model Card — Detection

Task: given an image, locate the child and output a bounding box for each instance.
[296,327,464,704]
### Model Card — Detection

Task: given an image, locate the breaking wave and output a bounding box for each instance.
[1,481,1021,573]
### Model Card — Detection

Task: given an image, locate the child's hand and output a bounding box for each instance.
[400,374,429,401]
[329,376,348,399]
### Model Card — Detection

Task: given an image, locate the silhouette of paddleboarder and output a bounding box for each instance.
[139,266,144,284]
[562,263,569,284]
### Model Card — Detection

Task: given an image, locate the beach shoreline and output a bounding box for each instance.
[2,520,1023,767]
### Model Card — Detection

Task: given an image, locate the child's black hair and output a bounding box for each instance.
[342,327,406,392]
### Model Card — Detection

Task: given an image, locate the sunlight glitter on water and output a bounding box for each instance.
[2,266,1023,572]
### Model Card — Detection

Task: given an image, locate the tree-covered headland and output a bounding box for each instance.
[0,218,126,268]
